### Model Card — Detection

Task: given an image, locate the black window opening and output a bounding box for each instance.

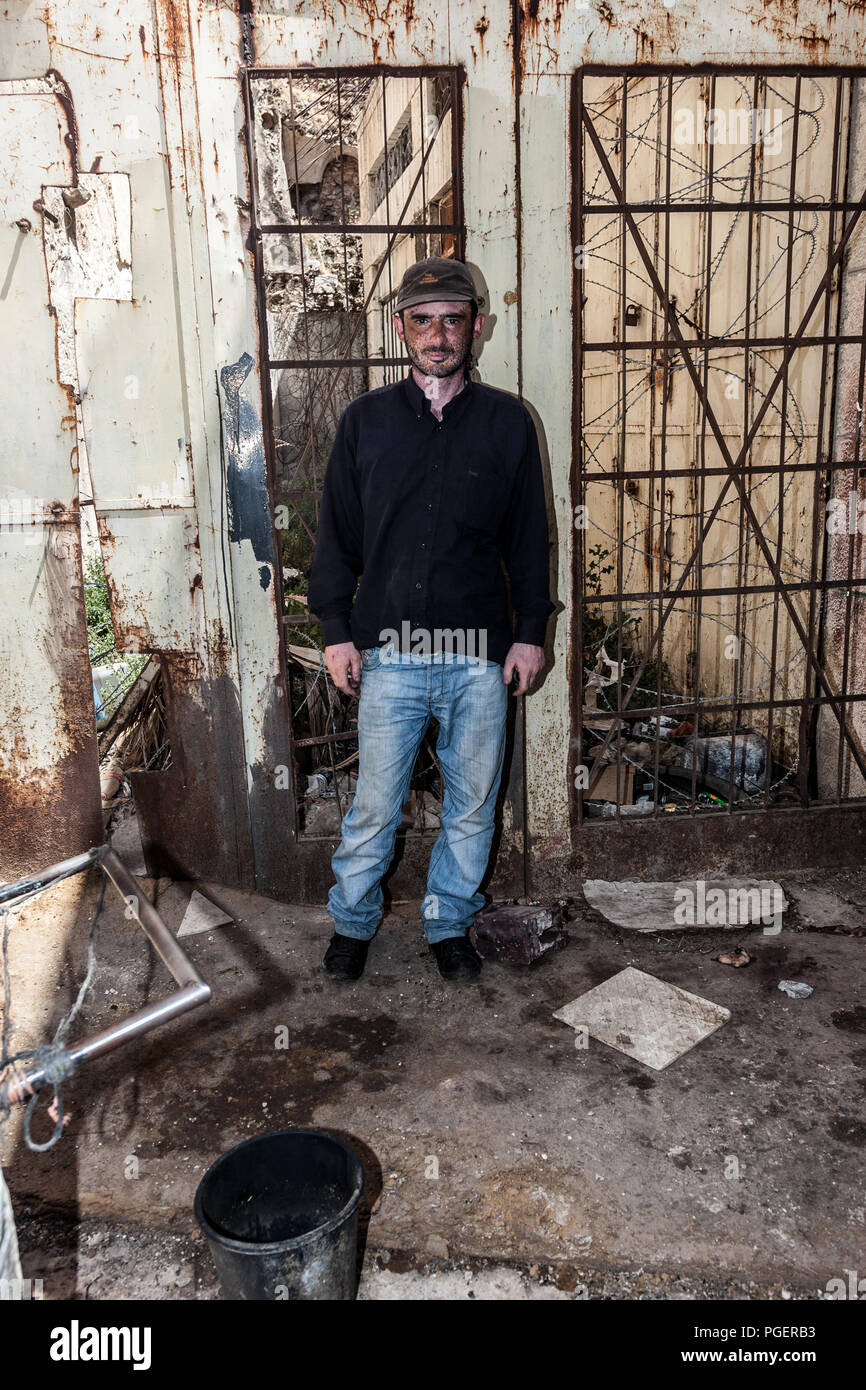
[243,67,465,839]
[570,67,866,829]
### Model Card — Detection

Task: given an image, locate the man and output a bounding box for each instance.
[307,256,555,984]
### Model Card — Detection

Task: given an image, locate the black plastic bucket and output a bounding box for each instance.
[194,1129,364,1300]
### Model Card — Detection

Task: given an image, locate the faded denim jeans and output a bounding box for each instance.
[326,644,508,944]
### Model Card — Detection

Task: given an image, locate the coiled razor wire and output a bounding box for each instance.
[0,871,107,1152]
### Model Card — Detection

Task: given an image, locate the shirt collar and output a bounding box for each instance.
[403,365,474,420]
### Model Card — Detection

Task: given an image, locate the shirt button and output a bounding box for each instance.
[427,503,432,511]
[432,464,438,471]
[415,582,422,589]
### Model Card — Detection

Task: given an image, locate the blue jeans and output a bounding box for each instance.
[326,645,508,944]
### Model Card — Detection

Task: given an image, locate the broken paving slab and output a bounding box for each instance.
[177,889,234,938]
[782,880,862,932]
[583,878,787,932]
[553,966,730,1071]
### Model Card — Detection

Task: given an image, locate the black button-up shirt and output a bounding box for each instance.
[307,367,555,667]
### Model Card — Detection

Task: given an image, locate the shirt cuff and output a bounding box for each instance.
[513,613,551,648]
[320,614,355,647]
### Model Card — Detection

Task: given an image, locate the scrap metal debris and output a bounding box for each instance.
[581,701,776,815]
[473,899,570,966]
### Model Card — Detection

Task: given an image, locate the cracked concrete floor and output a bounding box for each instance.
[2,846,865,1300]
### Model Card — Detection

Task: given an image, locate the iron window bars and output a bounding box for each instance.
[242,67,465,839]
[571,67,866,827]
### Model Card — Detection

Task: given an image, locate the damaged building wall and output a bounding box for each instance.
[0,6,272,893]
[3,2,866,906]
[0,75,103,873]
[516,2,866,886]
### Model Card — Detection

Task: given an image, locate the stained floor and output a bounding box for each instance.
[3,830,866,1300]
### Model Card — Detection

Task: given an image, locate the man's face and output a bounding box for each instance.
[394,299,485,379]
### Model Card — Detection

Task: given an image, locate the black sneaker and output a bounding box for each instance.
[430,936,482,982]
[323,933,370,981]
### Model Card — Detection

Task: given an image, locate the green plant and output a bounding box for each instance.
[581,542,677,712]
[586,542,614,597]
[83,550,113,638]
[84,550,147,717]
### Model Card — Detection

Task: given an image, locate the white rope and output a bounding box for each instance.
[0,1162,22,1295]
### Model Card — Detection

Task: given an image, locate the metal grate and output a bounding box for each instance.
[570,67,866,831]
[242,67,465,839]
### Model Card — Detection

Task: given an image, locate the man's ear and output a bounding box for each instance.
[393,311,405,342]
[472,312,486,340]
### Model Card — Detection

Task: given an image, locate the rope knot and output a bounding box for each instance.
[32,1044,78,1087]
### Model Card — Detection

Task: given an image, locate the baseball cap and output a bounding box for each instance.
[394,256,478,312]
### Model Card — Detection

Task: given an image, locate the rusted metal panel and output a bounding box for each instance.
[128,652,254,886]
[73,157,198,653]
[518,69,572,863]
[4,8,257,892]
[41,172,133,374]
[138,2,300,895]
[109,9,259,888]
[216,344,298,897]
[26,6,258,889]
[0,526,103,875]
[519,1,866,74]
[66,148,227,879]
[530,803,866,890]
[0,83,102,876]
[92,511,198,653]
[0,15,50,80]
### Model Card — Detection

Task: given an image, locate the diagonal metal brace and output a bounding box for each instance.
[580,105,866,787]
[0,845,211,1104]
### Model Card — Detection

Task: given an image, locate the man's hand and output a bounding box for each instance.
[502,642,545,695]
[325,641,362,696]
